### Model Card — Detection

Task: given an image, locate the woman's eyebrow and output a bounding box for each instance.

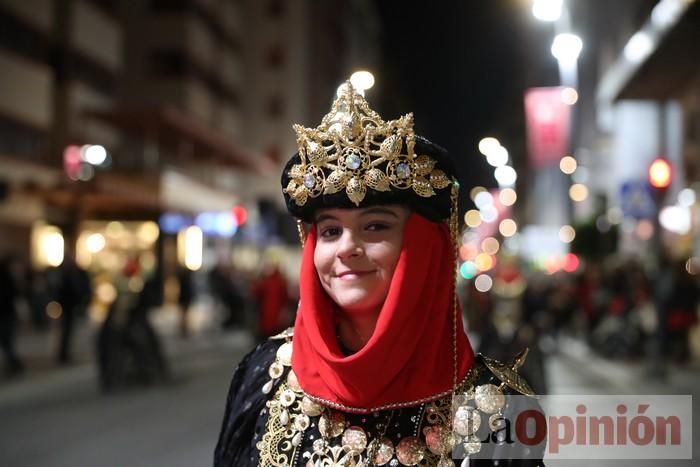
[359,207,399,218]
[314,213,339,223]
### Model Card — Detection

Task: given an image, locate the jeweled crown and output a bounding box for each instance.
[284,82,452,207]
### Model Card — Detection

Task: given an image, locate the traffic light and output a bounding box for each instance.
[648,157,672,190]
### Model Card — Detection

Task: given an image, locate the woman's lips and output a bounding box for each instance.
[335,270,375,280]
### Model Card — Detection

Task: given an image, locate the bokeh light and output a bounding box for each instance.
[635,219,654,240]
[459,244,478,261]
[464,210,482,228]
[474,274,493,293]
[561,87,579,105]
[494,166,517,187]
[486,146,508,167]
[499,219,518,237]
[350,70,375,91]
[85,233,106,253]
[481,237,500,255]
[480,206,499,223]
[677,188,696,207]
[563,253,580,272]
[569,183,589,202]
[686,257,700,275]
[478,137,500,156]
[559,156,577,174]
[470,186,486,201]
[474,191,494,209]
[559,225,576,243]
[460,261,478,280]
[475,253,496,272]
[498,188,517,206]
[46,301,63,319]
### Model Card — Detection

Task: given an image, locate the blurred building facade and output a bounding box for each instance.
[0,0,381,318]
[521,0,699,267]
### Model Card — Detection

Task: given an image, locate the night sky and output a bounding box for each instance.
[375,1,559,210]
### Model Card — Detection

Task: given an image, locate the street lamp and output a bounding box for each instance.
[350,71,375,93]
[551,33,583,66]
[532,0,563,22]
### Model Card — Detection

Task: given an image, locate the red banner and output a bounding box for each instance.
[524,87,571,168]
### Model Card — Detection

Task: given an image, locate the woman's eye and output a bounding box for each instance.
[366,222,390,232]
[319,227,341,238]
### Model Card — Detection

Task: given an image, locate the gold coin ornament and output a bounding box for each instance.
[268,361,284,379]
[300,396,324,417]
[280,388,297,407]
[395,436,426,466]
[453,406,481,436]
[287,369,302,391]
[276,342,293,366]
[463,434,483,455]
[369,437,395,466]
[294,414,311,431]
[474,384,505,414]
[423,424,455,455]
[319,411,346,438]
[342,426,368,454]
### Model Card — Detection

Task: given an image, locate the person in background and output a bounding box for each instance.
[251,262,289,339]
[0,255,23,376]
[54,251,91,365]
[177,266,194,337]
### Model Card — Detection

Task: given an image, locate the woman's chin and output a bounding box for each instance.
[332,293,382,315]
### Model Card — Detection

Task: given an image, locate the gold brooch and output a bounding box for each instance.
[284,81,451,207]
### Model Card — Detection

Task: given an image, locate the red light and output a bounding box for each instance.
[563,253,580,272]
[63,145,81,179]
[231,206,248,225]
[648,158,672,189]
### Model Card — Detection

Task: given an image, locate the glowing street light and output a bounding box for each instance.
[486,145,509,167]
[494,166,517,187]
[478,137,500,157]
[551,33,583,65]
[559,156,577,174]
[532,0,563,22]
[350,71,375,93]
[624,32,654,63]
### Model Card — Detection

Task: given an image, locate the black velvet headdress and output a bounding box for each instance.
[280,82,457,223]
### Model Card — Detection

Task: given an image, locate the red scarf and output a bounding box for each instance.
[291,214,474,412]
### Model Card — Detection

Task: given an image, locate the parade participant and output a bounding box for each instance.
[215,83,545,466]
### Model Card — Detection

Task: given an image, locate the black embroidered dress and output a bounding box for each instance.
[214,334,546,467]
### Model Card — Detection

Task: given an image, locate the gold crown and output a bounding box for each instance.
[284,82,451,207]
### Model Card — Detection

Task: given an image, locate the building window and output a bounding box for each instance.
[265,44,285,69]
[0,115,48,161]
[149,49,187,76]
[266,96,284,118]
[267,0,285,18]
[150,0,191,12]
[0,8,51,64]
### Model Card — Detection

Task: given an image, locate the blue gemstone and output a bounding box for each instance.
[396,162,411,179]
[303,173,316,188]
[346,153,362,170]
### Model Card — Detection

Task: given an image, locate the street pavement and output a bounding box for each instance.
[0,310,254,467]
[1,317,698,466]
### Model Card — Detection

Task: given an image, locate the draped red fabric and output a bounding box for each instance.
[291,213,474,412]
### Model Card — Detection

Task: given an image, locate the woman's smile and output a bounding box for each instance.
[313,205,410,315]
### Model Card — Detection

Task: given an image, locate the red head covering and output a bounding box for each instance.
[291,213,474,412]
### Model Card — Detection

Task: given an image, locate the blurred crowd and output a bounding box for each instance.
[461,255,700,394]
[3,246,699,396]
[0,252,296,392]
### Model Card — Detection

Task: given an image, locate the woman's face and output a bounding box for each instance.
[313,205,410,315]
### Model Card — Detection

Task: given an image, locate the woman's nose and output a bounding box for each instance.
[336,231,363,259]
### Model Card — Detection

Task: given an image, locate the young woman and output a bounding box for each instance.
[215,83,545,467]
